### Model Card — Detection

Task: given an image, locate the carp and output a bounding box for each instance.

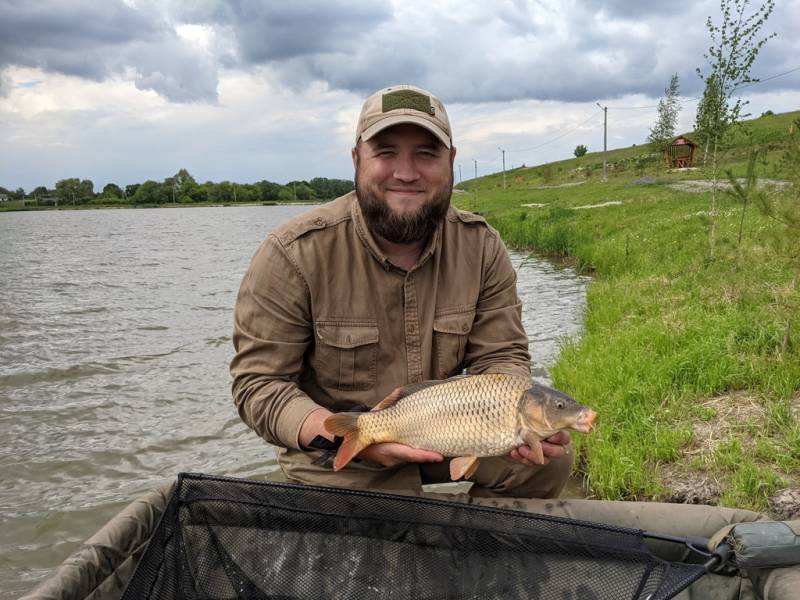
[324,373,597,480]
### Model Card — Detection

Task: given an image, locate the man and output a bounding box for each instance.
[230,84,571,497]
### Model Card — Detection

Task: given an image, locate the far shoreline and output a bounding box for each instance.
[0,200,325,213]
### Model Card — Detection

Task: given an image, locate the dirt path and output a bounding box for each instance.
[667,179,791,193]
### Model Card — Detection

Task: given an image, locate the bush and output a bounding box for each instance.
[574,144,588,158]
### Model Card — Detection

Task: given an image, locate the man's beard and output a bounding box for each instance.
[355,170,453,245]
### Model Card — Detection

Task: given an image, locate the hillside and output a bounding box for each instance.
[456,109,800,196]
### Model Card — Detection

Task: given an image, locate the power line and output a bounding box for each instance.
[608,64,800,110]
[732,65,800,92]
[504,111,600,153]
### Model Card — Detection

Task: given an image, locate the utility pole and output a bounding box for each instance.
[473,159,478,210]
[597,103,608,182]
[498,147,506,189]
[458,164,462,183]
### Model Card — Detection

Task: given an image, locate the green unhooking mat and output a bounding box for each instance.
[121,473,710,600]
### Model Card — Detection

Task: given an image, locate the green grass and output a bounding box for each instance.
[455,110,800,512]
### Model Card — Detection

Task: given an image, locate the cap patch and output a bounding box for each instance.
[382,90,434,115]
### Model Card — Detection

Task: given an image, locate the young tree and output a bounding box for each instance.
[696,0,776,259]
[573,144,588,158]
[694,75,725,166]
[648,73,681,151]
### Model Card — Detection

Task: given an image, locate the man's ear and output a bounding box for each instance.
[351,146,359,171]
[450,145,457,166]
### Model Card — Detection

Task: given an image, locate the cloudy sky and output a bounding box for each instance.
[1,0,799,191]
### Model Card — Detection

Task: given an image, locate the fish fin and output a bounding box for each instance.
[324,413,369,471]
[373,388,404,411]
[450,456,480,481]
[527,438,545,464]
[520,429,546,463]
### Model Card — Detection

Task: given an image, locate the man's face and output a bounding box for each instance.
[352,123,456,245]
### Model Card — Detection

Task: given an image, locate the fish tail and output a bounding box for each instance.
[324,413,370,471]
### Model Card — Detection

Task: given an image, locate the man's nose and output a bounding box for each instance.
[392,153,420,182]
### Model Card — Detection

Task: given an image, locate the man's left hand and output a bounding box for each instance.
[508,431,571,466]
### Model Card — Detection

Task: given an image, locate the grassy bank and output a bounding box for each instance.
[454,112,800,514]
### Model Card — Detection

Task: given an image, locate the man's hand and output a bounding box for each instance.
[508,431,571,466]
[357,443,443,468]
[300,407,443,468]
[299,407,334,449]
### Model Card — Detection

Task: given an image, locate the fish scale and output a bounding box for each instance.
[359,374,531,456]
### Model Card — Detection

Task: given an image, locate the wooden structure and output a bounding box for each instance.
[664,136,697,168]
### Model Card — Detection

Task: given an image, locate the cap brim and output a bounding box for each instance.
[360,114,451,148]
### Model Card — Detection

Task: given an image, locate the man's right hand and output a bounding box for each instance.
[357,443,442,468]
[299,407,442,468]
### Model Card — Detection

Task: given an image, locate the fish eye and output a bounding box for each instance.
[555,400,564,409]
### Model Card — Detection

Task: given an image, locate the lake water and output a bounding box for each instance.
[0,205,589,597]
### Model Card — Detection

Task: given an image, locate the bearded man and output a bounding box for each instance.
[230,84,571,497]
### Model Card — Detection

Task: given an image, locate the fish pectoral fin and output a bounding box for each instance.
[450,456,480,481]
[521,430,545,464]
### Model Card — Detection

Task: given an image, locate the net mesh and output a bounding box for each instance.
[122,473,706,599]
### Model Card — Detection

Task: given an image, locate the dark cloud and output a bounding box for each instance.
[1,0,797,106]
[0,0,218,102]
[264,0,797,104]
[226,0,392,62]
[583,0,678,19]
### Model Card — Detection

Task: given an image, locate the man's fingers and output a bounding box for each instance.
[403,447,443,462]
[509,445,550,466]
[545,431,571,446]
[363,443,442,466]
[540,441,567,459]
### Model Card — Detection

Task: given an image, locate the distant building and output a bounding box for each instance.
[0,193,9,202]
[664,136,697,169]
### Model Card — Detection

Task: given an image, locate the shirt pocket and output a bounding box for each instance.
[433,309,475,379]
[314,321,379,390]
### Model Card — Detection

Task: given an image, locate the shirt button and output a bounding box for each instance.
[314,217,324,226]
[461,324,469,332]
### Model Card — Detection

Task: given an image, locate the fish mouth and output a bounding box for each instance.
[574,409,598,433]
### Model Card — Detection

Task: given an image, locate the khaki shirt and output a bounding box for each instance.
[230,191,530,481]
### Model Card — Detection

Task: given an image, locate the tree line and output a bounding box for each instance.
[2,169,354,206]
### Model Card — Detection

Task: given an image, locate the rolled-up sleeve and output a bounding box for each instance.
[230,235,321,450]
[464,231,531,378]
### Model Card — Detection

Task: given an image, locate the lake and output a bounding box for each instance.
[0,205,589,597]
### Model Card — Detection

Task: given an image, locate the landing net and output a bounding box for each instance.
[122,473,706,599]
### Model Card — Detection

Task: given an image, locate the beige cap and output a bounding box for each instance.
[355,84,452,148]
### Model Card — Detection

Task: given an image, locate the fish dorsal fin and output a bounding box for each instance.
[374,376,467,411]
